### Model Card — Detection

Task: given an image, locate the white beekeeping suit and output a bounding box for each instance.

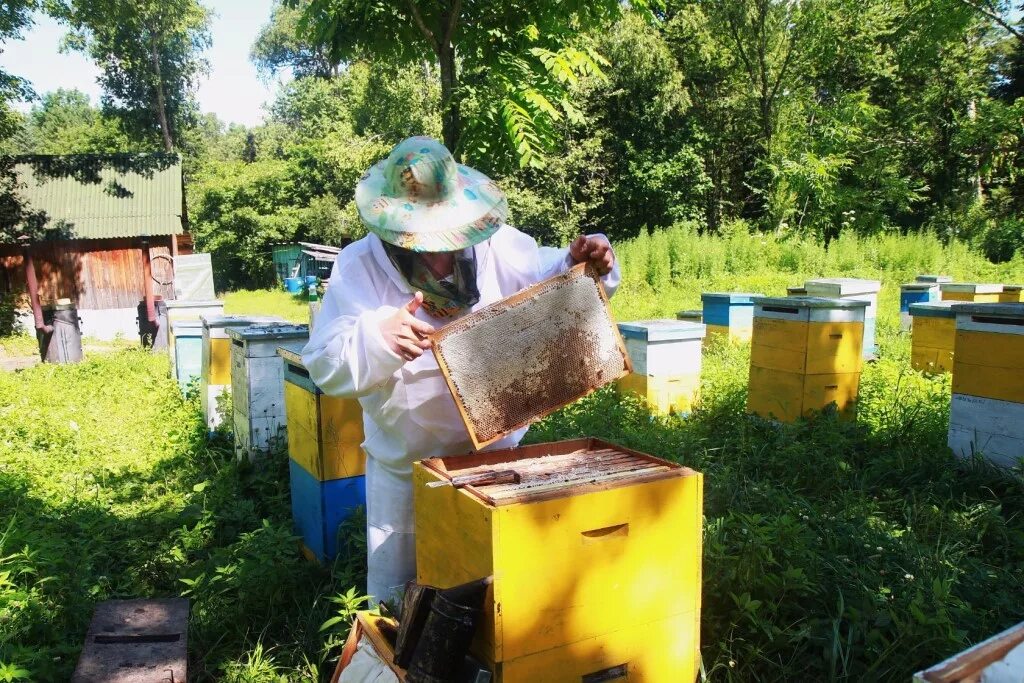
[302,225,619,601]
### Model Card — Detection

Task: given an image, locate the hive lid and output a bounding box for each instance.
[166,299,223,309]
[226,323,310,342]
[753,295,869,309]
[804,278,882,295]
[431,264,631,450]
[916,274,953,283]
[201,314,284,329]
[618,319,706,342]
[909,301,957,318]
[277,346,304,365]
[420,438,691,506]
[676,309,702,320]
[1003,284,1022,292]
[940,283,1004,294]
[700,292,761,304]
[901,282,937,290]
[950,302,1024,317]
[786,286,808,295]
[171,319,205,331]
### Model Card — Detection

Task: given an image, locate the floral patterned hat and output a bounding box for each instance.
[355,136,509,253]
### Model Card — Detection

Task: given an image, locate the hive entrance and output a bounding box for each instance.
[431,265,631,449]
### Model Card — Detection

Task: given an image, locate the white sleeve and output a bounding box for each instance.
[301,248,405,398]
[537,233,621,297]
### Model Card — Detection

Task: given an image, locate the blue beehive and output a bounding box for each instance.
[171,320,203,392]
[289,460,366,562]
[700,292,762,344]
[900,283,940,331]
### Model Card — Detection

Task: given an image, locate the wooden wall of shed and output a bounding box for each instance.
[0,237,176,309]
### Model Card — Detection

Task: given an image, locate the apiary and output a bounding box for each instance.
[171,319,204,391]
[700,292,761,344]
[916,274,953,284]
[747,296,867,423]
[948,303,1024,467]
[279,347,366,562]
[803,278,880,359]
[431,264,630,450]
[200,314,283,433]
[909,301,957,373]
[900,282,941,331]
[675,309,702,323]
[1000,284,1022,303]
[940,282,1003,302]
[228,324,309,460]
[616,320,706,415]
[414,438,703,683]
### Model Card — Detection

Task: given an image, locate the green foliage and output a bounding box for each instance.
[252,0,338,80]
[223,288,311,323]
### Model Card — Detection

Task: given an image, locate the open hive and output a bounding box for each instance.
[414,438,702,682]
[431,264,630,449]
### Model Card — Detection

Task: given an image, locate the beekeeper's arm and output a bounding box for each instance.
[302,249,431,398]
[500,227,621,296]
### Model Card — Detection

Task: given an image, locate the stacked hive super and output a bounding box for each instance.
[200,315,284,433]
[941,283,1003,302]
[700,292,761,345]
[948,303,1024,467]
[414,438,703,682]
[803,278,880,359]
[279,347,366,562]
[229,324,309,460]
[170,320,204,391]
[617,320,706,416]
[166,300,224,380]
[1000,285,1022,303]
[747,296,867,422]
[909,301,957,373]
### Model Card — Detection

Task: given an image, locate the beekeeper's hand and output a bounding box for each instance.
[569,235,615,276]
[380,292,435,361]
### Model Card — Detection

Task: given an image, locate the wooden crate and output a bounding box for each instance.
[616,320,705,415]
[909,302,957,374]
[948,303,1024,466]
[747,296,867,422]
[940,283,1003,303]
[171,319,204,392]
[700,292,761,343]
[200,314,283,433]
[900,283,940,331]
[229,324,309,460]
[1000,284,1022,303]
[413,438,702,682]
[804,278,880,358]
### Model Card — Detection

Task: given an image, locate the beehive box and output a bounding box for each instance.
[900,282,941,331]
[279,347,366,562]
[675,309,702,323]
[616,320,705,415]
[166,299,224,376]
[909,301,957,373]
[414,438,702,683]
[171,319,203,392]
[916,274,953,284]
[1000,284,1022,303]
[200,315,284,433]
[229,324,309,460]
[747,296,867,423]
[700,292,761,344]
[948,303,1024,467]
[803,278,880,359]
[940,282,1003,303]
[787,286,808,296]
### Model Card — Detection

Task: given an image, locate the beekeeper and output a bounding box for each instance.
[302,136,620,602]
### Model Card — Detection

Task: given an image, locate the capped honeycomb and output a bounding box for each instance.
[431,264,631,449]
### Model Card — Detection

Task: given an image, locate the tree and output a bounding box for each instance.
[5,88,146,155]
[54,0,211,152]
[252,0,339,79]
[0,0,38,144]
[292,0,657,167]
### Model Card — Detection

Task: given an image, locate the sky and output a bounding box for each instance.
[0,0,281,128]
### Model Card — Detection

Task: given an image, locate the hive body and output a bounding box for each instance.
[617,320,705,415]
[200,315,284,432]
[909,302,957,373]
[280,348,366,562]
[700,292,761,344]
[228,324,309,460]
[747,297,867,422]
[171,319,203,391]
[1000,285,1022,303]
[900,283,940,331]
[414,439,703,683]
[803,278,880,358]
[940,283,1004,303]
[948,303,1024,467]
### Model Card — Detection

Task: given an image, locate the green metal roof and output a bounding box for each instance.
[14,154,183,240]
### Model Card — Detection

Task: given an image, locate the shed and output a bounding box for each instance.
[271,241,342,283]
[0,154,189,339]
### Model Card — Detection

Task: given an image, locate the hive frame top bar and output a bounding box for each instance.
[419,437,694,507]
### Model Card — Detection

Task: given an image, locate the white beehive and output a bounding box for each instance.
[616,320,706,415]
[228,324,309,460]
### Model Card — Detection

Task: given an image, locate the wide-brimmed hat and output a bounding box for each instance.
[355,136,508,253]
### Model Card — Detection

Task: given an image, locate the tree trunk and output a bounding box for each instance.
[150,38,174,152]
[438,42,460,152]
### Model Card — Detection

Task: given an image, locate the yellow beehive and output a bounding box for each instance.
[1000,285,1022,303]
[940,283,1003,302]
[909,301,957,373]
[948,303,1024,467]
[616,320,705,415]
[414,438,703,683]
[747,296,867,422]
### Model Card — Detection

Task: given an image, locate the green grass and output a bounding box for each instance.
[2,231,1024,681]
[224,288,311,324]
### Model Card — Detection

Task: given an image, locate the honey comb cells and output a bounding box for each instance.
[431,264,631,449]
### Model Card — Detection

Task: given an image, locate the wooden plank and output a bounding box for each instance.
[918,621,1024,683]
